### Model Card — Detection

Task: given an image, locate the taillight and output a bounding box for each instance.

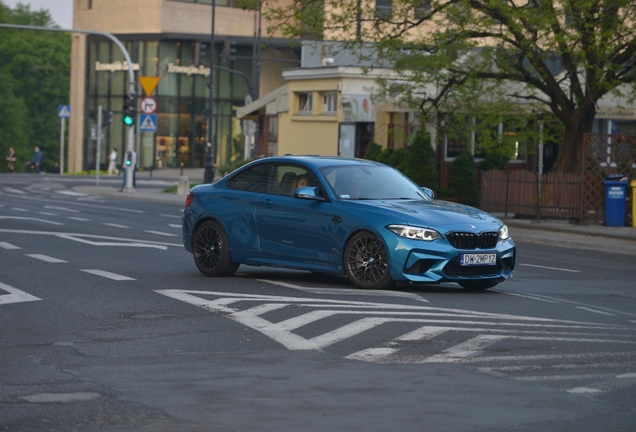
[185,193,194,208]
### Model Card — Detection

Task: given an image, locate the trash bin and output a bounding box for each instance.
[604,174,628,227]
[631,180,636,228]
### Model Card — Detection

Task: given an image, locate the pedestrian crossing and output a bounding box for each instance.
[156,289,636,396]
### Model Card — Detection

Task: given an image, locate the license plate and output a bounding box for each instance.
[460,253,496,266]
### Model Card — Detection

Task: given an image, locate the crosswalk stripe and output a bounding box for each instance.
[144,230,178,237]
[0,242,21,250]
[421,334,511,363]
[310,317,392,349]
[346,326,450,361]
[25,254,67,263]
[0,282,41,305]
[103,223,131,228]
[80,269,135,281]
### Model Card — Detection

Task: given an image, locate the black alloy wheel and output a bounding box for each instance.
[193,220,239,277]
[458,280,500,290]
[344,231,394,289]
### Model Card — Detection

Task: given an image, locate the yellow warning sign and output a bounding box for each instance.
[138,76,161,96]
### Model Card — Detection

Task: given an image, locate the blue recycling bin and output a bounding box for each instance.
[604,174,628,226]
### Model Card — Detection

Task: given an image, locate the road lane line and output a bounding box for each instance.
[566,387,603,394]
[26,254,68,263]
[0,229,181,248]
[0,242,21,250]
[4,187,25,194]
[38,212,58,216]
[519,263,581,273]
[0,216,63,226]
[495,290,560,303]
[576,307,616,316]
[79,270,135,281]
[160,214,181,219]
[0,282,41,305]
[44,206,79,213]
[168,224,181,228]
[67,217,91,221]
[11,207,29,212]
[144,230,178,237]
[55,190,87,197]
[516,374,610,382]
[102,223,131,228]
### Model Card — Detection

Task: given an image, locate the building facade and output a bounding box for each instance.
[68,0,299,173]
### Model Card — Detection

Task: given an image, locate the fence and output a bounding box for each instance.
[480,170,581,220]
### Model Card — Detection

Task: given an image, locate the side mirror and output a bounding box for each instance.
[293,186,326,201]
[420,187,434,199]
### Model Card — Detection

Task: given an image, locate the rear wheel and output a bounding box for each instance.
[193,220,239,277]
[344,231,394,289]
[458,280,499,290]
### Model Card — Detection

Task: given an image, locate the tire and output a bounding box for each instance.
[458,280,500,290]
[192,220,239,277]
[344,231,394,289]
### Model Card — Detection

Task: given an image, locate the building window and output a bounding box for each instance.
[322,91,337,115]
[376,0,392,19]
[298,92,313,115]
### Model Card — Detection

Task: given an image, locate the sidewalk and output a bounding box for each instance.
[74,169,636,256]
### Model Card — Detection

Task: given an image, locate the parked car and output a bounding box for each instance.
[182,156,515,290]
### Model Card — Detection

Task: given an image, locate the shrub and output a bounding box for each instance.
[401,129,438,193]
[376,148,394,166]
[450,149,480,206]
[363,142,382,161]
[480,150,509,172]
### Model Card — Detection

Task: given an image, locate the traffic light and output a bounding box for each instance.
[104,110,114,128]
[124,151,133,167]
[122,93,135,126]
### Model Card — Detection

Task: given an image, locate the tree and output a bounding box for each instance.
[450,149,480,206]
[264,0,636,173]
[363,141,382,160]
[402,128,438,192]
[0,1,70,172]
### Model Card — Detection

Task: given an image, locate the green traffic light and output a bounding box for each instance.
[123,115,134,126]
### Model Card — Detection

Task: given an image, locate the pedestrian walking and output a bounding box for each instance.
[120,149,138,191]
[25,146,43,173]
[6,147,16,173]
[108,148,119,175]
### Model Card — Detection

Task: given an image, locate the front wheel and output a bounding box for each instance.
[458,280,500,290]
[192,220,239,277]
[344,231,394,289]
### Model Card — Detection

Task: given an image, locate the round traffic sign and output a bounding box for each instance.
[140,97,157,114]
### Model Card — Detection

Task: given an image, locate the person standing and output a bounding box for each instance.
[120,149,138,191]
[25,146,43,173]
[108,148,119,175]
[6,147,16,173]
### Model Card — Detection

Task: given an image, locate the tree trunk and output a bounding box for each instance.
[552,104,596,173]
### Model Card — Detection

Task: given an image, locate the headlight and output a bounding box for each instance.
[499,224,509,240]
[387,225,442,241]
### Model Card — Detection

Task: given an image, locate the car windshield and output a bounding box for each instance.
[321,165,431,201]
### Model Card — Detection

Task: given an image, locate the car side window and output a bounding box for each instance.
[268,164,321,196]
[228,164,271,193]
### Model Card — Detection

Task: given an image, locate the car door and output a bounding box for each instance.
[254,163,333,265]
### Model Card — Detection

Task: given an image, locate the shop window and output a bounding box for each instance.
[322,91,337,115]
[298,92,313,115]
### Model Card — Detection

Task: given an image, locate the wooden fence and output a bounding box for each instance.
[480,170,581,220]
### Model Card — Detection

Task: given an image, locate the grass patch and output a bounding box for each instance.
[162,183,202,193]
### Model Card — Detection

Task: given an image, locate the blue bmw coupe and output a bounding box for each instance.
[183,156,515,290]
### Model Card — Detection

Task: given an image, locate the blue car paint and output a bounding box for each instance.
[183,156,515,285]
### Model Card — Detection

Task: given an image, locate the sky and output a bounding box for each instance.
[4,0,74,28]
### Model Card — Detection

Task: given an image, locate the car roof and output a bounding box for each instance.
[257,155,385,169]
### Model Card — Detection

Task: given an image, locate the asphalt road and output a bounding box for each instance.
[1,174,635,431]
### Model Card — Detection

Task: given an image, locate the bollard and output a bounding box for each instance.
[177,176,189,196]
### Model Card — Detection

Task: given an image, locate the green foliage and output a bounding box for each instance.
[363,142,382,161]
[0,1,70,173]
[402,129,438,192]
[376,148,394,166]
[449,149,480,207]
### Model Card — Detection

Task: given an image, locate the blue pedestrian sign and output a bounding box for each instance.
[139,114,157,132]
[58,105,71,118]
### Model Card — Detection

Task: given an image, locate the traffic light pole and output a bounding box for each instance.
[0,24,136,191]
[95,105,102,187]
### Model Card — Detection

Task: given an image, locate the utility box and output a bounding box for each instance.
[604,174,628,227]
[177,176,189,196]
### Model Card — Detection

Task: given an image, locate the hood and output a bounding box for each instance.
[343,199,503,231]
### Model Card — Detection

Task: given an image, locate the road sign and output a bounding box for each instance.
[58,105,71,118]
[139,114,157,132]
[140,97,157,114]
[138,76,160,96]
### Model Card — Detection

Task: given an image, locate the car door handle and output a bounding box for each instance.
[259,199,273,208]
[331,215,342,222]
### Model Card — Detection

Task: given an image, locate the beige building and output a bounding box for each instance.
[68,0,299,172]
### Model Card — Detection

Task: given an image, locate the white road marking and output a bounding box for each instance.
[576,307,616,316]
[56,234,167,250]
[0,204,4,207]
[0,242,21,250]
[80,269,135,281]
[347,326,450,362]
[4,187,25,194]
[517,374,610,382]
[67,217,91,221]
[26,254,67,263]
[0,282,41,305]
[21,392,100,403]
[11,207,29,212]
[102,223,131,229]
[257,279,429,303]
[0,229,180,249]
[44,205,79,213]
[160,214,181,219]
[519,263,581,273]
[495,290,560,303]
[144,230,178,237]
[478,362,627,373]
[169,224,181,228]
[0,216,63,226]
[422,335,511,363]
[55,190,87,197]
[567,387,603,394]
[38,212,58,216]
